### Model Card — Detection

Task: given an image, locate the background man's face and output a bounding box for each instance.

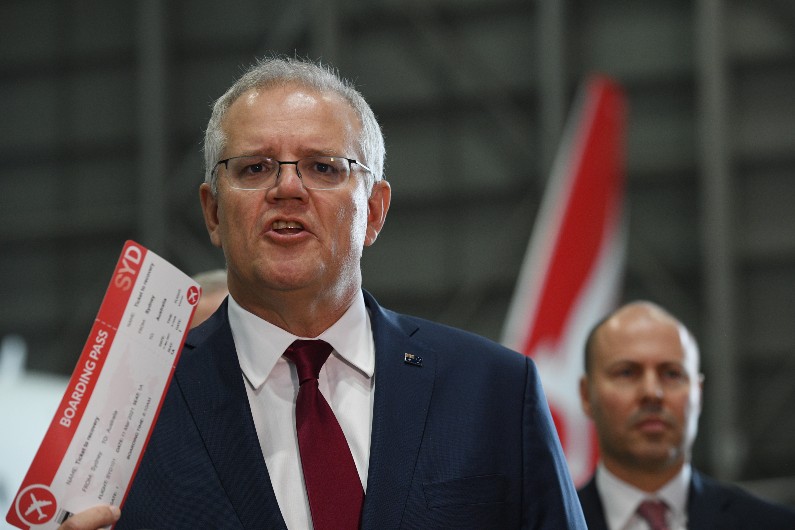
[580,307,702,475]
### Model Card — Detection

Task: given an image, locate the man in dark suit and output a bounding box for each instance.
[61,56,584,529]
[577,301,795,529]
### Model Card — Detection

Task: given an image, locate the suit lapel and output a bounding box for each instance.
[687,470,725,530]
[577,477,609,530]
[176,305,287,530]
[360,292,436,530]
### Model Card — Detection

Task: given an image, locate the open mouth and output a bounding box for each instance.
[272,220,304,235]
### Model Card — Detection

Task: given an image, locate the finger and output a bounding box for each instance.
[59,505,121,530]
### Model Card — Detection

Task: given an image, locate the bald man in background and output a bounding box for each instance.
[190,269,228,329]
[577,301,795,529]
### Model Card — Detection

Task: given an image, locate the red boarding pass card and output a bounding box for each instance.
[6,241,201,529]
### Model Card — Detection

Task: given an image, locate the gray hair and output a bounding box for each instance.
[203,56,385,194]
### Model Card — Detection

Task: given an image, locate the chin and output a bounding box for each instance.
[257,262,319,286]
[637,447,683,469]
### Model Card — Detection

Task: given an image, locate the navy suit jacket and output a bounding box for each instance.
[117,291,585,529]
[577,468,795,530]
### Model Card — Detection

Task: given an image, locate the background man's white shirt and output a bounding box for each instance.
[595,462,690,530]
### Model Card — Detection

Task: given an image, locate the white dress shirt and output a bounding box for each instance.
[228,292,375,530]
[595,462,690,530]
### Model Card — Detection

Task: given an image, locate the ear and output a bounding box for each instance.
[579,375,593,418]
[696,372,705,412]
[200,183,223,248]
[364,180,391,247]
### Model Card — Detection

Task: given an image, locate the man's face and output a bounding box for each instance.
[579,306,702,477]
[200,84,390,315]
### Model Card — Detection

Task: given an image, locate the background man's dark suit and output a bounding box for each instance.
[577,469,795,530]
[116,291,585,529]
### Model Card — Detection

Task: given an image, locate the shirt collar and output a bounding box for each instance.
[657,463,690,521]
[228,291,374,390]
[596,462,691,529]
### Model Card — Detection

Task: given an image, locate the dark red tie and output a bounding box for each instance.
[284,340,364,530]
[637,499,669,530]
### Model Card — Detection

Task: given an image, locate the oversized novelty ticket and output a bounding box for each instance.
[6,241,201,529]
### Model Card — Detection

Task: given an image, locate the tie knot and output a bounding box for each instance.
[284,339,334,384]
[637,499,669,530]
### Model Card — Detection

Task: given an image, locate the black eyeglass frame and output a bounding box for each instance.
[213,155,372,190]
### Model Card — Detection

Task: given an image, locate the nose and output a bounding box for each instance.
[268,162,308,199]
[640,371,664,400]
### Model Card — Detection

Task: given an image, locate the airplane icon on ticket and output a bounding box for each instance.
[24,493,53,520]
[15,485,58,526]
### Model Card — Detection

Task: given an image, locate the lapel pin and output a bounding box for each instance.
[403,352,423,367]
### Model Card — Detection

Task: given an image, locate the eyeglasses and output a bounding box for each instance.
[214,155,371,191]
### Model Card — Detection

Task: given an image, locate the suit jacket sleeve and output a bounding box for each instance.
[520,356,587,528]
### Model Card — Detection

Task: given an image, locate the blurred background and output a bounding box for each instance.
[2,0,795,513]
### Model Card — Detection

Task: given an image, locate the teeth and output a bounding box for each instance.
[273,220,304,230]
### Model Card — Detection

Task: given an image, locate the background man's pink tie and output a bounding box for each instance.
[284,340,364,530]
[637,499,669,530]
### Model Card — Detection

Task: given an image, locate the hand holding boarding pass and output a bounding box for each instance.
[6,241,200,529]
